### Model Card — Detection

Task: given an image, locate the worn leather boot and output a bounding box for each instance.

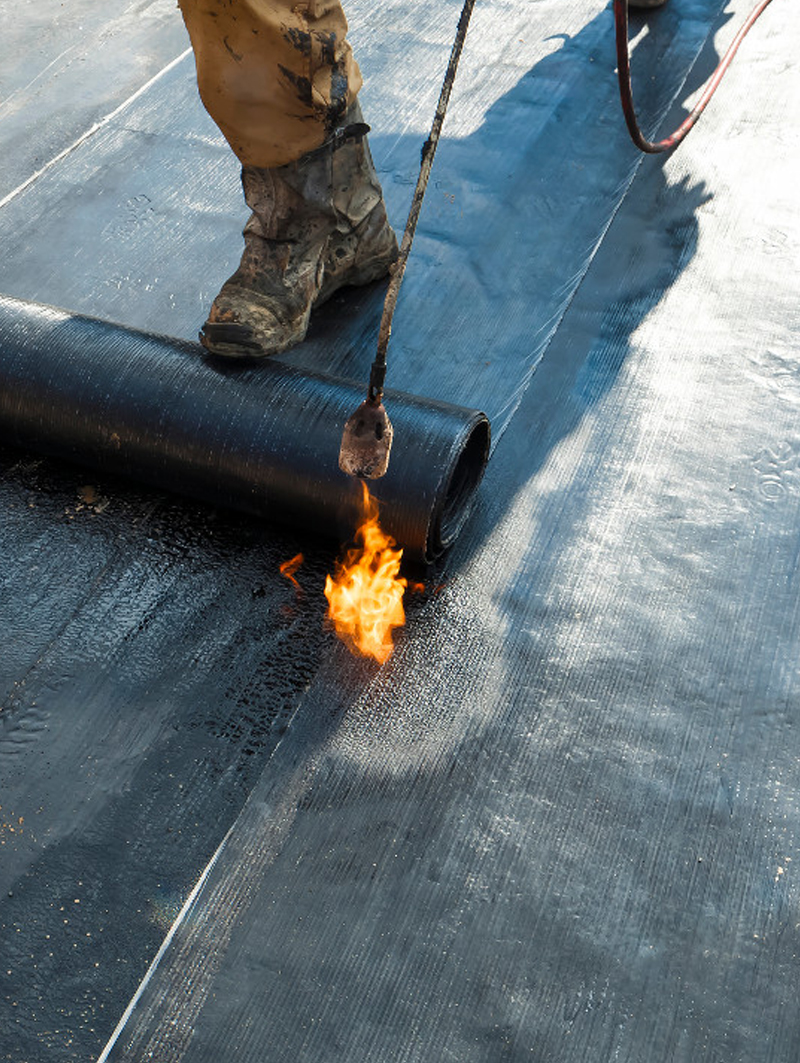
[200,105,398,358]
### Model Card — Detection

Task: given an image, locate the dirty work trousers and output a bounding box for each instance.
[178,0,362,169]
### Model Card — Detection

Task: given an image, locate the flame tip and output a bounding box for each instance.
[325,485,407,662]
[280,551,305,591]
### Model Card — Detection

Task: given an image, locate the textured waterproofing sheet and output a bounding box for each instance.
[1,1,799,1061]
[0,296,490,562]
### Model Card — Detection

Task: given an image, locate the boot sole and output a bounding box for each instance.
[199,319,303,360]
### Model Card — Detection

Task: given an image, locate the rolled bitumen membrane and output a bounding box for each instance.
[0,294,490,563]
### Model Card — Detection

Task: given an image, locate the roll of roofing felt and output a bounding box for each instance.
[0,295,489,562]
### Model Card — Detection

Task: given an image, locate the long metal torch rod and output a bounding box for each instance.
[367,0,477,403]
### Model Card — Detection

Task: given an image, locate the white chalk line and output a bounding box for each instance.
[0,47,192,213]
[95,823,233,1063]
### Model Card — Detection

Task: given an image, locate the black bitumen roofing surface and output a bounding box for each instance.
[1,1,798,1061]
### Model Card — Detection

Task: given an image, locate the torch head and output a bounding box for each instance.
[338,397,393,479]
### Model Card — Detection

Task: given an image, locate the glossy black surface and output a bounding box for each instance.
[0,296,489,561]
[1,1,798,1061]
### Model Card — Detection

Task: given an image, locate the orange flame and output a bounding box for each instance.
[324,483,408,663]
[280,553,304,590]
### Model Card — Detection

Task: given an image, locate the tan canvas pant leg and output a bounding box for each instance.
[178,0,363,168]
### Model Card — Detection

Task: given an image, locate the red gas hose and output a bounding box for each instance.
[615,0,775,153]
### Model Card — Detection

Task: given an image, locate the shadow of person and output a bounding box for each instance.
[286,0,729,581]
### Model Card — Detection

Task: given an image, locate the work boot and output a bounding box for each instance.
[200,105,398,358]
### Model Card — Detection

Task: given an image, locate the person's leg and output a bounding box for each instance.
[178,0,363,168]
[178,0,397,357]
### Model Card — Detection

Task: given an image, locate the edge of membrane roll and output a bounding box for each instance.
[0,295,490,562]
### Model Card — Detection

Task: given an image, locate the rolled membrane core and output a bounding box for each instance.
[0,296,490,562]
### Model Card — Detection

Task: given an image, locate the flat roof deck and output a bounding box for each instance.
[1,1,798,1060]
